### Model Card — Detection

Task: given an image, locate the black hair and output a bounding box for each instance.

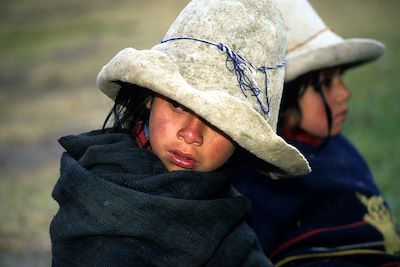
[102,82,154,140]
[277,67,338,143]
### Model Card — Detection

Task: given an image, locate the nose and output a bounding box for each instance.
[177,114,205,145]
[336,80,352,102]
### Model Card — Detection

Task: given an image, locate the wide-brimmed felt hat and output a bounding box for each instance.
[277,0,385,82]
[97,0,310,176]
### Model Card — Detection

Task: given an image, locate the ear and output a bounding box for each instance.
[145,96,153,110]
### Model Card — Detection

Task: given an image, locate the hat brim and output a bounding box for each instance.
[97,48,310,176]
[285,38,385,81]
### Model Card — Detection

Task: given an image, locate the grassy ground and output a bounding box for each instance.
[0,0,399,265]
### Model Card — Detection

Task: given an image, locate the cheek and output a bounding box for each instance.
[299,92,329,136]
[148,110,173,150]
[300,93,325,114]
[206,136,235,166]
[302,104,325,124]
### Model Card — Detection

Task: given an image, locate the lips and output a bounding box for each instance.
[168,150,198,169]
[334,110,348,122]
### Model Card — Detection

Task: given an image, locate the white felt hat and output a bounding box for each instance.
[97,0,310,176]
[277,0,385,81]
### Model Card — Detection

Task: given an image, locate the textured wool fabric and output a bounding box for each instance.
[50,130,273,267]
[233,134,400,266]
[96,0,310,176]
[277,0,385,82]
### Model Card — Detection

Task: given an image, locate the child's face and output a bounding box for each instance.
[146,96,236,172]
[299,69,352,137]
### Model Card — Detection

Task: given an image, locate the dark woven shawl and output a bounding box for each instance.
[50,130,271,267]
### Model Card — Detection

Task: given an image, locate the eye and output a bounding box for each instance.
[321,77,333,88]
[170,100,188,112]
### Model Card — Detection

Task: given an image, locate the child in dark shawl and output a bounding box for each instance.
[49,0,310,266]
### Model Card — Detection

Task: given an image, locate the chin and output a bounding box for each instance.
[330,128,343,137]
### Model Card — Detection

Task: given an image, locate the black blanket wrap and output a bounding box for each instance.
[50,130,271,267]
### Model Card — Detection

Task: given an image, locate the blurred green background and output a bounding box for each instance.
[0,0,399,265]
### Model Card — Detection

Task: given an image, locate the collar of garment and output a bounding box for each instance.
[281,128,323,147]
